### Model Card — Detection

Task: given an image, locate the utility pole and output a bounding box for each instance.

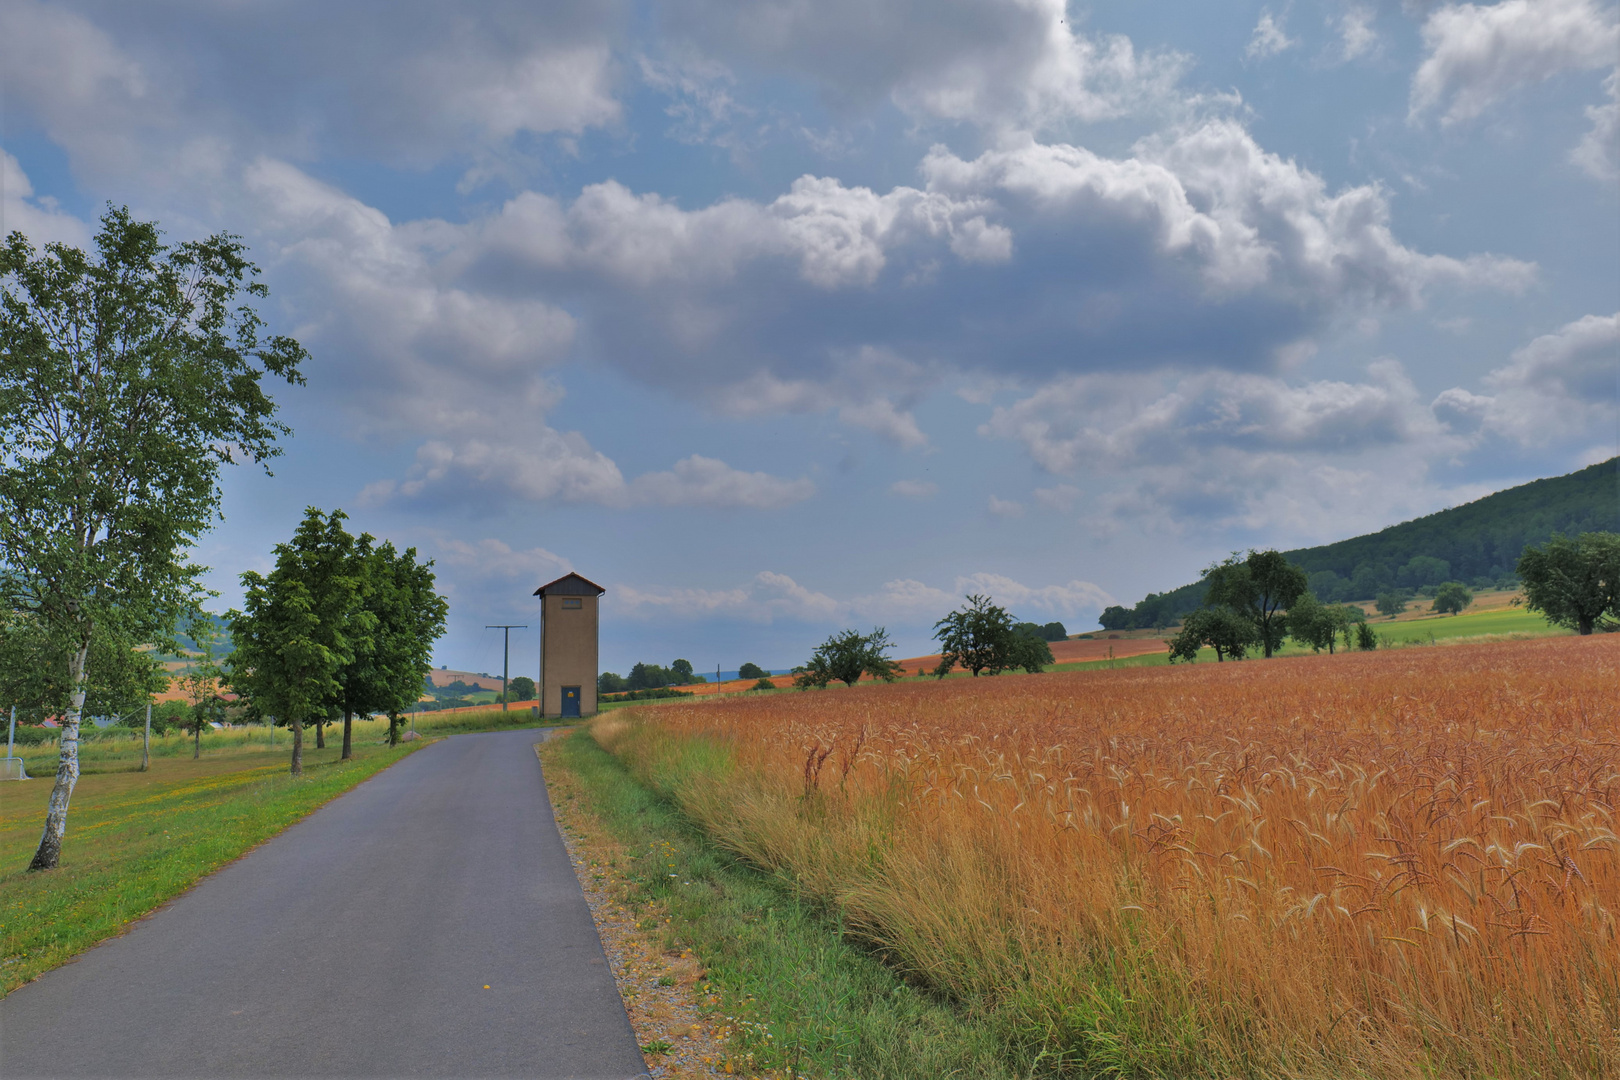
[485,625,528,712]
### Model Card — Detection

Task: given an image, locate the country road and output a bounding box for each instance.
[0,728,649,1080]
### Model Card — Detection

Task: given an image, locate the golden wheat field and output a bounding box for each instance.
[593,635,1620,1079]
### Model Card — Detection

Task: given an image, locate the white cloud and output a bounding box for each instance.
[922,122,1534,306]
[662,0,1188,133]
[614,569,1112,625]
[1434,311,1620,444]
[1573,70,1620,180]
[979,360,1483,539]
[2,0,624,182]
[988,494,1026,517]
[0,152,91,249]
[889,479,940,499]
[433,538,574,582]
[953,572,1114,615]
[1337,5,1380,61]
[711,348,937,450]
[1410,0,1619,124]
[1034,483,1081,510]
[1247,11,1297,60]
[630,455,816,509]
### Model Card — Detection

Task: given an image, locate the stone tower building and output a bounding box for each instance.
[533,572,605,718]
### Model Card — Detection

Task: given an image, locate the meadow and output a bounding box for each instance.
[592,635,1619,1078]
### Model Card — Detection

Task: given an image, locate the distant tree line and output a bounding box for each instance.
[1102,458,1616,630]
[597,659,707,695]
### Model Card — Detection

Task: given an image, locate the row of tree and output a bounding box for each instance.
[1165,533,1618,662]
[792,596,1061,690]
[597,659,707,695]
[226,508,448,773]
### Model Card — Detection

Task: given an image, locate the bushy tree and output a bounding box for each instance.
[1288,594,1356,654]
[598,671,628,694]
[1516,532,1620,635]
[1167,606,1258,663]
[1205,551,1309,658]
[227,509,364,775]
[737,662,767,680]
[1355,622,1379,650]
[752,677,776,691]
[1,209,305,870]
[361,540,447,748]
[508,676,536,701]
[1431,581,1474,616]
[934,594,1017,676]
[671,658,697,682]
[792,654,832,690]
[1374,590,1409,619]
[802,627,903,688]
[1008,628,1055,673]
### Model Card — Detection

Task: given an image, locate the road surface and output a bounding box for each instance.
[0,728,648,1079]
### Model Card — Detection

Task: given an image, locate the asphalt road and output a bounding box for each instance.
[0,728,649,1080]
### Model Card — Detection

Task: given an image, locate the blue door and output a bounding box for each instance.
[561,686,581,718]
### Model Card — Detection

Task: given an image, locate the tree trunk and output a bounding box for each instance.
[1578,614,1593,635]
[388,714,399,747]
[341,711,352,760]
[290,717,304,776]
[315,719,325,749]
[29,635,91,872]
[193,721,201,759]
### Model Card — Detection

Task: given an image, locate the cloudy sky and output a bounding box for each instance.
[3,0,1616,676]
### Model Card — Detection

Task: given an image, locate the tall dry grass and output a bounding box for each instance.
[592,635,1620,1078]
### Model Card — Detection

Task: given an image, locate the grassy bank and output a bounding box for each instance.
[542,728,1020,1079]
[0,708,558,995]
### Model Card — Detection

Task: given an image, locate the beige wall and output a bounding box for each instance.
[540,593,599,716]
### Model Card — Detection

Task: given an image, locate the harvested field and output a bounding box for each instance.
[592,635,1620,1078]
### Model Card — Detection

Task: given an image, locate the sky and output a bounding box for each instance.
[2,0,1617,678]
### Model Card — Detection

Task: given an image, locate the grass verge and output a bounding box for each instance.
[542,727,1021,1079]
[0,733,431,995]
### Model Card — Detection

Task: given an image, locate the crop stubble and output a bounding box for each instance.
[593,635,1619,1078]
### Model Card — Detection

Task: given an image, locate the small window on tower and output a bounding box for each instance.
[561,597,583,609]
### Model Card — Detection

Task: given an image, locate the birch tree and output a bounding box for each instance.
[1,209,305,871]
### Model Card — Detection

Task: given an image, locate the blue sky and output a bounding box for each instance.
[3,0,1616,677]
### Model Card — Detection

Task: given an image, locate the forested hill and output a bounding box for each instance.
[1102,457,1619,629]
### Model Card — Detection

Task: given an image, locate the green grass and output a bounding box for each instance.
[544,729,1023,1079]
[1364,604,1565,644]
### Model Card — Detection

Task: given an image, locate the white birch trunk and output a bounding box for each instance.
[29,635,90,871]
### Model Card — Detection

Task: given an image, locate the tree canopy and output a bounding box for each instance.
[1,208,306,870]
[1431,581,1474,616]
[1167,606,1258,662]
[227,510,360,775]
[934,594,1018,676]
[795,628,903,689]
[1516,532,1620,635]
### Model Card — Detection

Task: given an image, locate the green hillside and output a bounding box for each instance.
[1103,457,1619,628]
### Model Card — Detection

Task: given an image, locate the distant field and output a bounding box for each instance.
[593,635,1620,1079]
[1367,603,1565,644]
